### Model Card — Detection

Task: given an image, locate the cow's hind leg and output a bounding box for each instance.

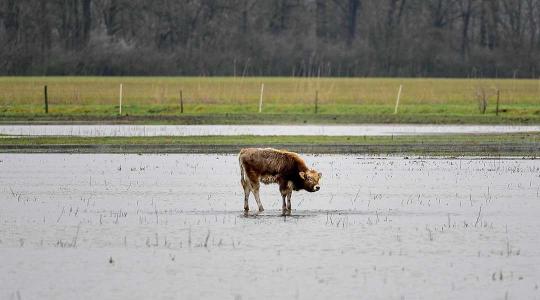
[241,177,251,213]
[246,171,264,213]
[253,184,264,213]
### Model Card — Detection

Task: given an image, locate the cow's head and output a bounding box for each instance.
[299,169,322,192]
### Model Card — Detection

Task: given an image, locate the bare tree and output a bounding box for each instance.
[458,0,475,59]
[1,0,540,76]
[332,0,361,45]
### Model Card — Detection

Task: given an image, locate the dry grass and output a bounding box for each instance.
[1,76,539,106]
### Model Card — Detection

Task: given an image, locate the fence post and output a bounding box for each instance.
[496,89,500,116]
[315,90,319,114]
[44,85,48,114]
[394,84,403,114]
[259,83,264,113]
[180,90,184,113]
[119,83,123,115]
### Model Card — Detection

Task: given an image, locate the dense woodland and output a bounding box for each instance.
[1,0,540,77]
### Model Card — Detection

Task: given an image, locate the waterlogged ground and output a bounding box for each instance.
[1,124,540,137]
[0,154,539,299]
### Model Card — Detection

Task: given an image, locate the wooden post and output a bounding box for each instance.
[180,90,184,113]
[496,89,500,116]
[315,90,319,114]
[44,85,48,114]
[119,83,123,115]
[259,83,264,113]
[394,85,403,114]
[512,70,517,103]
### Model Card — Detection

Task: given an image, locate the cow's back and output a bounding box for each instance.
[239,148,306,177]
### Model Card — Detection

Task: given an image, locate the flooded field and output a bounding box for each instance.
[1,154,539,299]
[1,124,540,137]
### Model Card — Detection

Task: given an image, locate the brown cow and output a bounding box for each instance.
[239,148,322,215]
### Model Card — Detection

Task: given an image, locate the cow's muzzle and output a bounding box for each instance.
[314,185,320,191]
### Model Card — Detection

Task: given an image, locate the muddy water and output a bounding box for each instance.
[1,154,539,299]
[1,124,540,136]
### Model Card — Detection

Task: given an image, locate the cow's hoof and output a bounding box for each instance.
[258,207,265,213]
[243,209,249,216]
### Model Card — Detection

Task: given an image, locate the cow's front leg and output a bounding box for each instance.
[286,191,292,213]
[279,181,291,215]
[281,193,287,215]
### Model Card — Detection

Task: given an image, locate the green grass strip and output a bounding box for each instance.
[0,133,537,145]
[2,133,539,156]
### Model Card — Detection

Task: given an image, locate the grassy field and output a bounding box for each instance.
[1,77,539,124]
[2,133,539,156]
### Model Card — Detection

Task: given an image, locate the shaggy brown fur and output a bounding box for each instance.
[239,148,322,215]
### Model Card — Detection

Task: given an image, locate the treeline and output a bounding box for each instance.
[1,0,540,77]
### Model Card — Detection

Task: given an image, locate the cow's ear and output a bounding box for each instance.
[299,171,306,179]
[318,172,322,178]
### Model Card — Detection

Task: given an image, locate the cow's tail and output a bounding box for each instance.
[238,150,246,184]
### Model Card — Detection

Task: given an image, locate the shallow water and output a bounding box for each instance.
[1,124,540,137]
[0,154,539,299]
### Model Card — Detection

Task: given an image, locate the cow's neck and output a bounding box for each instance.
[292,167,309,191]
[293,180,304,191]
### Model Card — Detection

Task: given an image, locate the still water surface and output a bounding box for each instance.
[1,124,539,136]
